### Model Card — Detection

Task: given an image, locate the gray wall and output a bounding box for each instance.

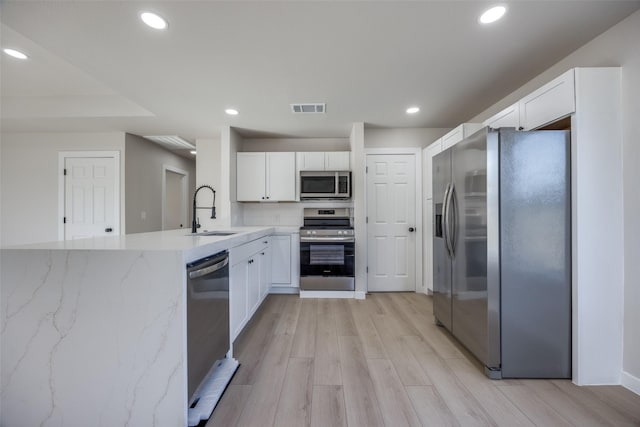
[242,138,349,152]
[469,10,640,387]
[124,134,195,234]
[0,132,126,246]
[364,128,450,148]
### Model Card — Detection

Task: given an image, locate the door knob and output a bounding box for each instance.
[105,227,113,232]
[409,227,415,232]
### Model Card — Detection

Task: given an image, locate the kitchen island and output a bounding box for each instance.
[0,227,274,427]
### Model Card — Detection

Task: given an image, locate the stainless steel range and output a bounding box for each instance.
[300,208,355,291]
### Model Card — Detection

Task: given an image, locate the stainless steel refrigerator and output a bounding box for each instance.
[432,127,571,379]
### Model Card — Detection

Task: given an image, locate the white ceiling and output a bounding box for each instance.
[1,1,639,141]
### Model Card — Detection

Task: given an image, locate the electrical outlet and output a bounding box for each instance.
[141,211,146,220]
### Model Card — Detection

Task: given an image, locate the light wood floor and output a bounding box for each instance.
[207,293,640,427]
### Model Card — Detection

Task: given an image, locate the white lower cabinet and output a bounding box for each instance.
[270,233,300,290]
[230,237,271,342]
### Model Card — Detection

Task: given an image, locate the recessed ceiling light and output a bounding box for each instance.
[190,150,197,155]
[479,6,507,24]
[225,108,239,116]
[406,107,420,114]
[140,12,168,30]
[3,48,28,60]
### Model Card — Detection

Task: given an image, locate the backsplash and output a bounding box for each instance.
[241,201,353,226]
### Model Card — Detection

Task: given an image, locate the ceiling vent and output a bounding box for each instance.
[291,103,326,114]
[143,135,195,150]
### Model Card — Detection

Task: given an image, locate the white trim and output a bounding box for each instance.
[364,149,423,293]
[299,290,355,299]
[364,147,422,155]
[622,371,640,396]
[58,151,121,241]
[355,291,366,300]
[161,164,189,231]
[268,286,299,295]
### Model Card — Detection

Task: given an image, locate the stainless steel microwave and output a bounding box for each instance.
[300,171,351,200]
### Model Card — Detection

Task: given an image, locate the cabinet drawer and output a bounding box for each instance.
[519,69,575,130]
[230,237,270,266]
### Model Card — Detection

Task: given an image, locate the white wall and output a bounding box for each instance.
[0,132,125,246]
[124,134,195,234]
[364,128,450,148]
[469,10,640,390]
[195,137,223,231]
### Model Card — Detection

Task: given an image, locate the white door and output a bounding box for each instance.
[64,156,118,240]
[366,154,417,291]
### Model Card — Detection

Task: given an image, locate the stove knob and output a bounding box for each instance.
[338,231,343,235]
[312,231,317,234]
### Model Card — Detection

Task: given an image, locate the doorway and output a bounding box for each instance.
[365,151,422,292]
[162,165,189,230]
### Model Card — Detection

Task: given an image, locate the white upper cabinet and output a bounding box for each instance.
[266,152,296,201]
[237,152,296,201]
[519,69,575,130]
[483,103,520,129]
[441,123,484,150]
[325,152,350,170]
[236,152,267,201]
[297,151,350,171]
[297,152,325,170]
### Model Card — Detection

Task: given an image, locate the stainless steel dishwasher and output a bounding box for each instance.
[186,250,229,400]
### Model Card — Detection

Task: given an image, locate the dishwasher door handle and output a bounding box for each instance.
[188,257,229,279]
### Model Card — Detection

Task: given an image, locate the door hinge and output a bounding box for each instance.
[63,217,66,224]
[366,166,368,173]
[366,216,368,223]
[366,266,369,273]
[63,168,67,176]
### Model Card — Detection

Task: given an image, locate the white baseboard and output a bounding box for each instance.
[622,371,640,396]
[299,290,355,299]
[355,291,366,300]
[269,286,299,295]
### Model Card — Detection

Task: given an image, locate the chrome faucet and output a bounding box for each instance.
[191,185,216,233]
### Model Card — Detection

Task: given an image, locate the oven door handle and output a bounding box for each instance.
[300,236,355,243]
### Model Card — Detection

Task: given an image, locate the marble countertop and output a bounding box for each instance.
[1,226,303,263]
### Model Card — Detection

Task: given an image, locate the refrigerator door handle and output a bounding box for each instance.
[449,184,457,255]
[442,183,452,257]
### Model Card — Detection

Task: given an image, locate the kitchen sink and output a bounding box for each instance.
[186,230,237,237]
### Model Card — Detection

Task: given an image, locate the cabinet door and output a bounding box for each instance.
[519,69,575,130]
[247,255,261,315]
[483,103,520,129]
[266,152,296,201]
[297,152,325,171]
[271,235,292,285]
[259,245,271,299]
[237,153,266,201]
[325,152,350,170]
[230,261,248,341]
